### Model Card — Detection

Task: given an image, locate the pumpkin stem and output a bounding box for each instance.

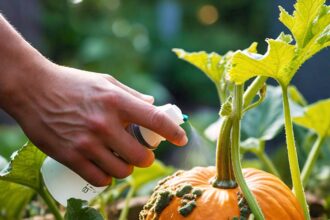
[212,116,237,189]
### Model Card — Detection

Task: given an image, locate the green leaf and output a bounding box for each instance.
[205,86,303,143]
[288,85,308,106]
[293,99,330,137]
[127,160,173,189]
[279,0,325,47]
[0,181,35,220]
[0,142,46,190]
[241,86,287,141]
[64,198,104,220]
[173,42,258,85]
[229,1,329,86]
[228,37,296,86]
[172,48,224,84]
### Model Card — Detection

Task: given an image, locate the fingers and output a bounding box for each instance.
[62,151,112,187]
[95,121,155,168]
[78,138,134,179]
[117,94,188,146]
[103,74,154,104]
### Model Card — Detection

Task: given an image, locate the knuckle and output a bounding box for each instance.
[86,116,108,133]
[102,74,116,83]
[149,109,166,130]
[105,90,120,107]
[72,136,93,153]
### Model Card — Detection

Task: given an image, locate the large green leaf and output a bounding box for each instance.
[0,181,35,220]
[205,86,303,142]
[293,99,330,137]
[173,43,258,85]
[228,36,296,86]
[228,0,330,86]
[172,49,224,84]
[64,198,103,220]
[279,0,325,47]
[127,160,173,190]
[0,142,46,190]
[279,1,330,60]
[241,86,285,141]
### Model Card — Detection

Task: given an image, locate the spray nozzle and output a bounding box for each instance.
[183,114,189,122]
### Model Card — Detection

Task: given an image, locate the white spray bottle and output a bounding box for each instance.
[41,104,187,206]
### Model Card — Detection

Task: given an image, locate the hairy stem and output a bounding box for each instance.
[216,84,226,105]
[39,186,63,220]
[231,85,265,220]
[213,117,237,188]
[243,76,267,108]
[281,85,310,220]
[119,187,135,220]
[301,135,325,186]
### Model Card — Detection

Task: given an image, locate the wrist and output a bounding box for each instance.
[0,43,53,119]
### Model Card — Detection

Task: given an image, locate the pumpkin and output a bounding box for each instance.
[140,167,304,220]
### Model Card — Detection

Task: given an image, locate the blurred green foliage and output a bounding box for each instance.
[39,0,270,108]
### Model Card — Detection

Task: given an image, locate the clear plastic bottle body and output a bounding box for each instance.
[41,104,185,206]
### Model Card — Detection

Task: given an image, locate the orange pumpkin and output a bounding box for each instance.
[140,167,304,220]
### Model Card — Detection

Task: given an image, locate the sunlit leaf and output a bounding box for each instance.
[173,42,258,86]
[0,181,34,220]
[228,36,296,86]
[65,198,103,220]
[279,2,330,60]
[172,48,224,84]
[293,99,330,137]
[229,0,330,86]
[288,85,308,106]
[0,142,46,190]
[127,160,173,190]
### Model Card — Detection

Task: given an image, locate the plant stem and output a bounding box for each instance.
[216,84,226,105]
[243,76,267,108]
[301,135,325,186]
[39,186,63,220]
[231,85,265,220]
[119,187,135,220]
[281,85,310,220]
[212,117,237,188]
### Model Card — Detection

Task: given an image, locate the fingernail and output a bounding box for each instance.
[143,95,154,103]
[180,135,188,146]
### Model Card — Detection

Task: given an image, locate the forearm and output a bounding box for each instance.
[0,14,49,116]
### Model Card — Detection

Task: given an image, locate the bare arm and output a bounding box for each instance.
[0,15,187,186]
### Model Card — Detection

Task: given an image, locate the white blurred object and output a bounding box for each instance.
[204,117,222,142]
[41,157,107,207]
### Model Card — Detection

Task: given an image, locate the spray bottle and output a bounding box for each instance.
[41,104,188,206]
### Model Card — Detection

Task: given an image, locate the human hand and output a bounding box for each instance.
[2,60,188,187]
